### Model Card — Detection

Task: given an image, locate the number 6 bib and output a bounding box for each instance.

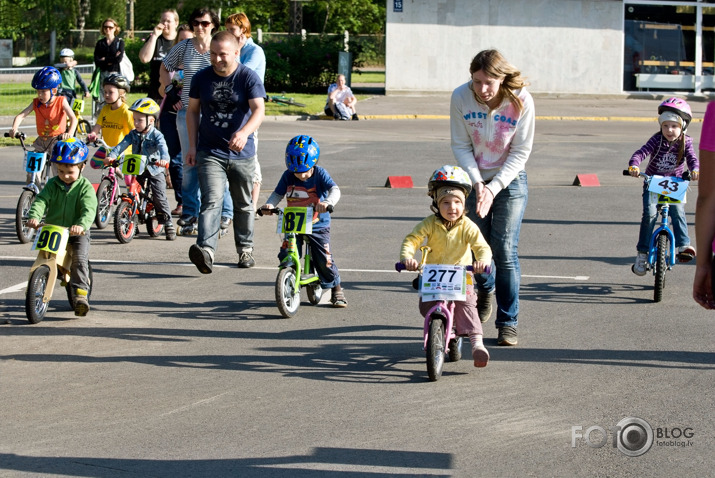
[122,154,147,176]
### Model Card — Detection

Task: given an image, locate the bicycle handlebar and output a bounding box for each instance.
[257,204,334,217]
[4,132,26,140]
[394,263,491,274]
[623,169,692,181]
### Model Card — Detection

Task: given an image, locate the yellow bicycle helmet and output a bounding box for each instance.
[129,98,161,119]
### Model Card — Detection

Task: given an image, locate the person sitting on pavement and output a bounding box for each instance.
[324,74,358,121]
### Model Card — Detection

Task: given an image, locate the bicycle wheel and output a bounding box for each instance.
[275,267,300,318]
[26,265,50,324]
[65,262,93,310]
[448,336,463,362]
[426,316,446,381]
[654,233,668,303]
[15,189,36,244]
[75,119,91,142]
[146,208,164,237]
[95,179,114,229]
[307,282,323,305]
[114,201,136,244]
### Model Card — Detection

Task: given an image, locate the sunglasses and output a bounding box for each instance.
[192,20,212,28]
[103,25,115,29]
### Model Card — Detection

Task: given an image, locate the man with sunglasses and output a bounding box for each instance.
[185,31,265,273]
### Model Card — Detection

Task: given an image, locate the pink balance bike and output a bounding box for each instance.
[90,138,123,229]
[396,246,489,382]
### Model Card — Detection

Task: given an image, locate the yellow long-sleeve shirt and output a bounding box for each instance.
[400,215,492,265]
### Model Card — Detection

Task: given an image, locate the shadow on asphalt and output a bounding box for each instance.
[0,448,452,477]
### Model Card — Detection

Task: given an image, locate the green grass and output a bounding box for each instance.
[0,91,368,146]
[351,71,385,83]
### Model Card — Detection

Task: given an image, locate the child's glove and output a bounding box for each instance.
[628,166,640,177]
[690,170,699,181]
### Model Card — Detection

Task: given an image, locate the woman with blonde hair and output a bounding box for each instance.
[450,49,535,346]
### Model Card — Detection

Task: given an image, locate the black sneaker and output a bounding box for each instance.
[497,326,518,346]
[477,290,494,324]
[237,251,255,268]
[352,113,359,121]
[189,244,213,274]
[178,215,196,227]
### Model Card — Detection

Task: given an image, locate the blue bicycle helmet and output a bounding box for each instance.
[51,138,89,165]
[285,135,320,173]
[31,66,62,91]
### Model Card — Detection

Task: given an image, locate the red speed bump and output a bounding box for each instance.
[385,176,413,188]
[572,174,600,187]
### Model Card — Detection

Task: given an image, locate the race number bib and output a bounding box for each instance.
[24,152,47,174]
[278,207,313,234]
[31,225,69,253]
[420,265,467,301]
[648,175,688,204]
[122,154,147,176]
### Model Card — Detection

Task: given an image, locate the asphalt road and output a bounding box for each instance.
[0,110,713,477]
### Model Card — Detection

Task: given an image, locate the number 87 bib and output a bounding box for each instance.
[277,207,313,234]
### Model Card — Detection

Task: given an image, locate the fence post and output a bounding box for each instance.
[301,29,306,42]
[344,30,349,52]
[257,28,262,44]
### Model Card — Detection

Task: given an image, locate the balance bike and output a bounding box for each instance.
[25,225,93,324]
[260,205,330,318]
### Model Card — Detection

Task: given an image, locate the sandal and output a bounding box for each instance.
[331,289,348,308]
[677,246,696,263]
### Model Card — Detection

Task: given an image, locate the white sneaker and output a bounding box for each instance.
[632,252,648,276]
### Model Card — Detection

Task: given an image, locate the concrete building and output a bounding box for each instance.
[385,0,715,95]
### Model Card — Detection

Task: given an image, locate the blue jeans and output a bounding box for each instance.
[176,108,232,219]
[159,110,182,205]
[636,186,690,252]
[196,151,255,255]
[467,170,528,329]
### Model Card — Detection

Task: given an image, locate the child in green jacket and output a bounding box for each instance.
[27,138,97,316]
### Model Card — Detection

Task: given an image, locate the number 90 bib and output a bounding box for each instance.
[31,225,69,253]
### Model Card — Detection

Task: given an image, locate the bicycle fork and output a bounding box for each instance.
[423,302,456,352]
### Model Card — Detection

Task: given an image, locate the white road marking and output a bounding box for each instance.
[1,257,589,287]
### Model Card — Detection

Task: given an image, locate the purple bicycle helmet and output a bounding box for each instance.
[658,97,692,130]
[285,135,320,172]
[31,66,62,91]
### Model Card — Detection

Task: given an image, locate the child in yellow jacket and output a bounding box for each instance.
[400,165,492,367]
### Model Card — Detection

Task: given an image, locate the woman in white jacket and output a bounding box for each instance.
[450,49,535,346]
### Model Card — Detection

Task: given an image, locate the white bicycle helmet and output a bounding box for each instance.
[427,165,472,197]
[59,48,75,58]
